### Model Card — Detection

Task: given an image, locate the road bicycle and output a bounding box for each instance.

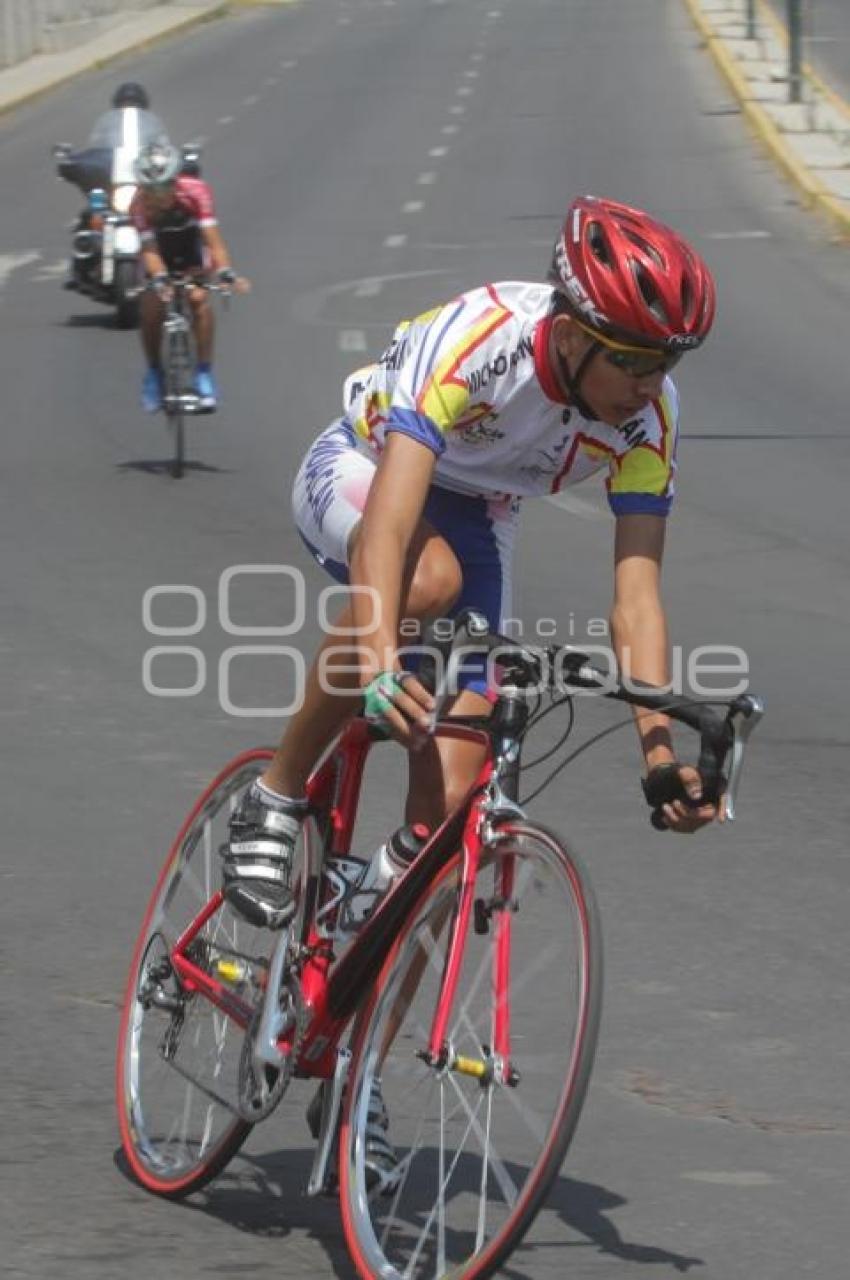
[116,612,763,1278]
[139,276,229,479]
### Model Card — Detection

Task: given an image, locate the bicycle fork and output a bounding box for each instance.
[419,799,521,1091]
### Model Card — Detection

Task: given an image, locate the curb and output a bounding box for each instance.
[682,0,850,240]
[0,3,229,119]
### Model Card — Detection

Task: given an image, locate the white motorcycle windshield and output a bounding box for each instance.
[87,109,170,183]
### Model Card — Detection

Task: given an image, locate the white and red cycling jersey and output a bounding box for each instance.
[342,281,679,517]
[130,176,217,240]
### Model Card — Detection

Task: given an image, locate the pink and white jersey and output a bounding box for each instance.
[342,282,679,516]
[130,176,217,242]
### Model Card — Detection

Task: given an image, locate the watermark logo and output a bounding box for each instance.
[142,564,749,715]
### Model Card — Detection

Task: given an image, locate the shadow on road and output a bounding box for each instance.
[116,459,229,477]
[62,312,125,330]
[114,1142,704,1278]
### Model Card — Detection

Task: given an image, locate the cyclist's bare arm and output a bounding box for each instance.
[611,513,718,834]
[349,432,437,741]
[201,225,251,292]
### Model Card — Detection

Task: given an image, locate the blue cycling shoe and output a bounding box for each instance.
[141,368,163,414]
[194,368,218,413]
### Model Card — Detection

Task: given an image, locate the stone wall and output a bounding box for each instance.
[0,0,177,67]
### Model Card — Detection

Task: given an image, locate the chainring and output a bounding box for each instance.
[237,976,305,1123]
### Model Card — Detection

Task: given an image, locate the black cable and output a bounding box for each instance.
[517,696,729,807]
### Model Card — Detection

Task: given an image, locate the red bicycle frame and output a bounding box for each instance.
[166,715,519,1087]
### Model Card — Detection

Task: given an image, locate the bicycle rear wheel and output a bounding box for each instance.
[116,749,274,1197]
[339,821,602,1280]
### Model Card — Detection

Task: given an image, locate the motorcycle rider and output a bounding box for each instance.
[131,141,250,414]
[56,82,169,294]
[56,82,168,201]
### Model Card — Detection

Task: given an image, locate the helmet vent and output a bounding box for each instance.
[633,264,668,324]
[587,222,612,267]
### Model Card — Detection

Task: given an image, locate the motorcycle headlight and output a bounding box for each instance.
[112,184,136,215]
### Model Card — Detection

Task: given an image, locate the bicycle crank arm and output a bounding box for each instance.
[253,926,294,1067]
[307,1047,351,1197]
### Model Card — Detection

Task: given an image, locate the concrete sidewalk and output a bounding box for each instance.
[0,2,227,117]
[684,0,850,239]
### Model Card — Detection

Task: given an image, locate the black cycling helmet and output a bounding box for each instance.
[112,82,150,110]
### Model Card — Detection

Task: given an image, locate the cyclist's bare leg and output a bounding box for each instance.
[189,288,214,364]
[260,521,463,798]
[140,289,164,366]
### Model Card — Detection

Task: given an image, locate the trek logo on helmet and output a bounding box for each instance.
[552,237,606,328]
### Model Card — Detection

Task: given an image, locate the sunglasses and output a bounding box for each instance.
[574,318,682,377]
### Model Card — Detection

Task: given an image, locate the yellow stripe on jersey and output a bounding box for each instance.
[607,390,675,498]
[416,303,513,435]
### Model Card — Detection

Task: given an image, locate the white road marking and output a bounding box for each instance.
[546,490,607,520]
[403,201,424,213]
[705,230,771,240]
[243,94,260,106]
[429,146,448,157]
[417,172,437,185]
[218,115,235,125]
[0,251,41,289]
[354,278,383,297]
[280,60,297,68]
[339,330,367,352]
[682,1171,776,1187]
[384,234,408,247]
[471,52,484,61]
[442,124,459,135]
[464,69,480,78]
[449,105,466,115]
[33,259,69,283]
[456,86,474,96]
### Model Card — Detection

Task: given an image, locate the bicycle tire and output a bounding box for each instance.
[116,748,274,1198]
[339,820,602,1280]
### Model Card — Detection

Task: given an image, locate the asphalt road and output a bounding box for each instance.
[2,1,850,1278]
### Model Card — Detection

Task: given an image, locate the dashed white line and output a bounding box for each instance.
[242,95,260,107]
[354,279,383,298]
[0,251,40,290]
[218,115,234,125]
[471,52,484,62]
[441,124,460,135]
[403,201,424,213]
[705,230,771,240]
[417,172,437,185]
[429,146,448,157]
[339,330,367,352]
[456,86,474,96]
[280,60,297,69]
[464,70,480,78]
[384,234,408,247]
[449,105,466,116]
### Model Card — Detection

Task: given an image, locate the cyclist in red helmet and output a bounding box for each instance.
[220,193,721,1184]
[223,194,721,928]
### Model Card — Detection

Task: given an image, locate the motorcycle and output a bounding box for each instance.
[54,155,142,329]
[54,107,202,329]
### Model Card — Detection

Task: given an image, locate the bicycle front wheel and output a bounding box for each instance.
[116,749,274,1197]
[339,821,602,1280]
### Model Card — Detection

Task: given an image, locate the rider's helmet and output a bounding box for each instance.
[112,81,150,110]
[548,195,716,353]
[134,141,183,189]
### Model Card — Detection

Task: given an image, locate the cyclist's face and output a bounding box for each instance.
[552,317,669,425]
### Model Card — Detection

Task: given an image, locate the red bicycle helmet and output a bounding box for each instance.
[549,196,716,352]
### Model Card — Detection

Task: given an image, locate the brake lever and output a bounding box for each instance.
[722,695,765,821]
